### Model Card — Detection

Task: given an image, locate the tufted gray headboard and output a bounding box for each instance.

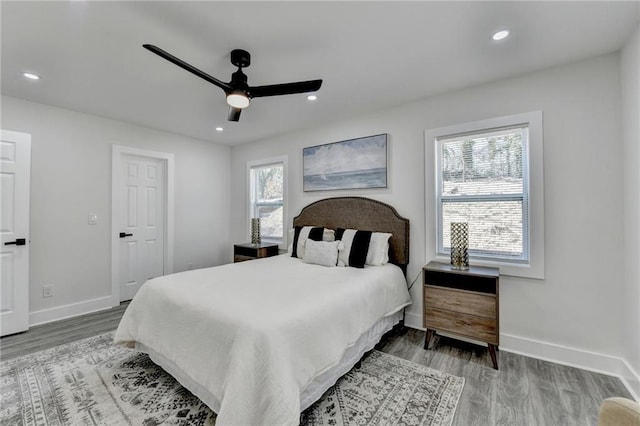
[292,197,410,274]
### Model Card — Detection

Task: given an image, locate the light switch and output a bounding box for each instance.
[88,214,98,225]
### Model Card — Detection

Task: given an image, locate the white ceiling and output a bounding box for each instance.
[2,1,638,146]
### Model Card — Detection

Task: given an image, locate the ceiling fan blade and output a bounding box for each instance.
[143,44,231,92]
[249,79,322,98]
[228,106,242,122]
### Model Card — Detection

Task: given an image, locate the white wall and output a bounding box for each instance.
[1,96,231,322]
[231,53,629,378]
[621,24,640,398]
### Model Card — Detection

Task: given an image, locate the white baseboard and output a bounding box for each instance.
[404,311,424,330]
[621,358,640,401]
[500,333,622,375]
[403,318,640,401]
[29,296,113,327]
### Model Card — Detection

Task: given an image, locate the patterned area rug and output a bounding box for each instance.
[0,332,464,426]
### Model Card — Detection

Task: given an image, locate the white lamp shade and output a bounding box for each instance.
[226,92,250,109]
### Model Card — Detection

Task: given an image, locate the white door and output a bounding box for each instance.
[1,130,31,336]
[119,155,165,301]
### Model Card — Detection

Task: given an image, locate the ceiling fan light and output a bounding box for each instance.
[226,92,250,109]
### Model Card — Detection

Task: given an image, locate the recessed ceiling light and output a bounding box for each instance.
[492,30,510,41]
[307,94,318,101]
[23,72,40,80]
[215,127,224,132]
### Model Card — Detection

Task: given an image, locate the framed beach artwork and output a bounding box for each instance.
[303,134,388,192]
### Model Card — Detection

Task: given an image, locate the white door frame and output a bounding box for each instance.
[111,145,174,306]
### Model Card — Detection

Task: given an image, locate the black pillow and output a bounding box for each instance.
[291,226,324,258]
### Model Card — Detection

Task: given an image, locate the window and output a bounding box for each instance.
[438,126,528,261]
[426,112,544,278]
[248,156,287,246]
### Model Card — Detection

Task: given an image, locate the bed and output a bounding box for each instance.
[114,196,411,426]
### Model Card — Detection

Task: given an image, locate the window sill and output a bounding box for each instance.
[432,255,544,280]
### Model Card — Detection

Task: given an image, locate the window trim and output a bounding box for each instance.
[247,155,288,249]
[425,111,544,279]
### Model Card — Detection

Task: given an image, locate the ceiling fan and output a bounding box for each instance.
[143,44,323,122]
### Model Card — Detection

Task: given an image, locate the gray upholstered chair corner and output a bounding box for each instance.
[598,397,640,426]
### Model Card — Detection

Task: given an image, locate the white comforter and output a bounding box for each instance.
[114,254,411,426]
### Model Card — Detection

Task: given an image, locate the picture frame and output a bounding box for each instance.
[303,133,388,192]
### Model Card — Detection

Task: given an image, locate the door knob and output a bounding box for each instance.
[119,232,134,238]
[4,238,26,246]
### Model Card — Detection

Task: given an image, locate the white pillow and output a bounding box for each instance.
[302,239,343,267]
[366,232,392,266]
[287,228,335,254]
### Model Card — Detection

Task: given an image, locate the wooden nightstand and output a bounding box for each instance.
[423,261,500,369]
[233,243,279,263]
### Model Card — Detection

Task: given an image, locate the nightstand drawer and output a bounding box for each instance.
[233,243,279,262]
[234,254,254,262]
[234,245,277,258]
[425,308,497,344]
[424,285,496,318]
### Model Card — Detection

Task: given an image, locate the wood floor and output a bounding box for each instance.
[0,302,129,361]
[1,304,633,425]
[377,328,633,425]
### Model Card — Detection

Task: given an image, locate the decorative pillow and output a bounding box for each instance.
[335,228,373,268]
[366,232,392,266]
[291,226,324,258]
[288,227,335,254]
[336,228,392,267]
[302,239,343,267]
[322,228,336,242]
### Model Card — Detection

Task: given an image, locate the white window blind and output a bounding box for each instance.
[437,125,529,262]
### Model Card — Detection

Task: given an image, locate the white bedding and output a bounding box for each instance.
[114,254,411,426]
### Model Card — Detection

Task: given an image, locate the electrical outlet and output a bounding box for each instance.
[43,285,54,298]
